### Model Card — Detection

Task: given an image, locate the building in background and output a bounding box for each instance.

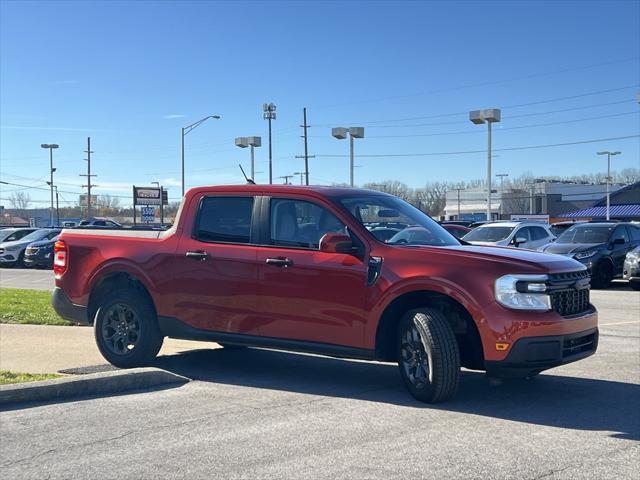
[561,181,640,221]
[444,181,627,222]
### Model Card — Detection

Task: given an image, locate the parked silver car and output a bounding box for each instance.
[0,228,61,267]
[462,221,555,250]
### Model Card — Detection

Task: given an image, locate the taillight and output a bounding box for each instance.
[53,240,68,277]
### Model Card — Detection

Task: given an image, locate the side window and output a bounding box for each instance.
[531,227,548,241]
[196,196,254,244]
[270,198,346,249]
[628,226,640,241]
[612,226,629,243]
[515,227,531,242]
[47,231,60,240]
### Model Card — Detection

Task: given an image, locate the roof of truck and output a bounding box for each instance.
[186,184,392,198]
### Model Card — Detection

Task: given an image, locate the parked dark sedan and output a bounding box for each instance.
[441,223,472,239]
[538,222,640,288]
[24,234,60,268]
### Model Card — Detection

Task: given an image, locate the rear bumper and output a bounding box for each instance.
[52,287,89,325]
[485,327,598,378]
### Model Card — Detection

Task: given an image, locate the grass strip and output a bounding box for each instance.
[0,288,71,326]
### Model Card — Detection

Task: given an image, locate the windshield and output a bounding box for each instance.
[20,229,56,242]
[339,195,459,246]
[463,226,515,242]
[556,225,613,244]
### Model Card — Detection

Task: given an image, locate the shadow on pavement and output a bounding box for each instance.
[154,347,640,441]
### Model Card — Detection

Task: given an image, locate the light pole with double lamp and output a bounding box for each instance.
[331,127,365,187]
[41,144,59,226]
[263,103,276,184]
[597,151,621,220]
[235,136,262,180]
[469,109,501,221]
[181,115,221,197]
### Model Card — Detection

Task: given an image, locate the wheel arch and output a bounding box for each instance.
[374,289,485,370]
[87,270,157,325]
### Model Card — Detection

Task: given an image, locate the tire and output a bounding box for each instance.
[93,289,164,368]
[592,261,613,289]
[16,251,26,268]
[218,343,246,350]
[397,308,460,403]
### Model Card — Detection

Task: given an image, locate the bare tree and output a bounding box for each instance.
[8,191,31,211]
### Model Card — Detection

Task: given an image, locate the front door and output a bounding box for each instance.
[171,194,262,335]
[256,197,369,348]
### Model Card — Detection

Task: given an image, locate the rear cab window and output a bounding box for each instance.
[195,196,254,244]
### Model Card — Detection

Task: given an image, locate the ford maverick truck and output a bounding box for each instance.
[52,185,598,402]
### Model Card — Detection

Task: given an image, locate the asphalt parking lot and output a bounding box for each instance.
[0,267,54,291]
[0,272,638,479]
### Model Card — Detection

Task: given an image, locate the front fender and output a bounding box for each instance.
[364,275,489,348]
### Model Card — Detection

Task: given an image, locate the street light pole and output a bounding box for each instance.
[41,144,59,226]
[597,151,621,220]
[332,127,364,187]
[470,109,501,221]
[263,103,277,184]
[181,115,221,197]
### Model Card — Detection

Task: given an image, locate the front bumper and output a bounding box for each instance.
[623,260,639,281]
[52,287,89,325]
[0,253,18,265]
[485,327,598,378]
[24,252,53,268]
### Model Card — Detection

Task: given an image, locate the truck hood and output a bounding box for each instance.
[538,242,605,255]
[395,244,585,274]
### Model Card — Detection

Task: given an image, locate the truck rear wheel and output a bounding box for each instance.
[397,308,460,403]
[94,289,164,368]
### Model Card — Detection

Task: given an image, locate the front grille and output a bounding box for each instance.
[0,248,3,254]
[548,270,591,317]
[563,332,597,358]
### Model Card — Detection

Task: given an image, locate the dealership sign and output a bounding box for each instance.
[133,186,168,206]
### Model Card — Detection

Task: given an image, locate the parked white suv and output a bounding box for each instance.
[462,221,555,250]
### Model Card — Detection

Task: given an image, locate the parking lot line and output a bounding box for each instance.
[599,320,640,326]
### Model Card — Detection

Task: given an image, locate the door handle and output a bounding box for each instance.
[265,257,293,268]
[186,250,210,261]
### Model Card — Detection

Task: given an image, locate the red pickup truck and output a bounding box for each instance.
[52,185,598,402]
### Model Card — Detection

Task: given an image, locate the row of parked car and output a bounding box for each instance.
[364,219,639,290]
[0,227,62,268]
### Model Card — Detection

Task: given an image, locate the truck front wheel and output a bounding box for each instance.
[397,308,461,403]
[94,289,164,368]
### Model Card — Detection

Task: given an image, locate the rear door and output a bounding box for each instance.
[255,196,369,348]
[170,194,262,334]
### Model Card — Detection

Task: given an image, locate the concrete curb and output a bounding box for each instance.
[0,367,190,407]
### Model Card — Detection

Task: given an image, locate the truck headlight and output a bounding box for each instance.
[495,274,551,311]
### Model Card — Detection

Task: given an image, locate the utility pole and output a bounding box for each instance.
[279,175,293,185]
[495,173,509,219]
[301,107,310,185]
[455,188,462,220]
[293,172,305,185]
[80,137,96,220]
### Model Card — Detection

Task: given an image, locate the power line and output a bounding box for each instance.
[315,134,640,158]
[312,84,639,127]
[363,111,638,139]
[311,57,640,109]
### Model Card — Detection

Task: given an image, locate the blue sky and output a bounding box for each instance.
[1,0,639,207]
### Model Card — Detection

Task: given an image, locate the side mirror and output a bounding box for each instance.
[319,232,353,254]
[513,236,527,247]
[613,238,625,245]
